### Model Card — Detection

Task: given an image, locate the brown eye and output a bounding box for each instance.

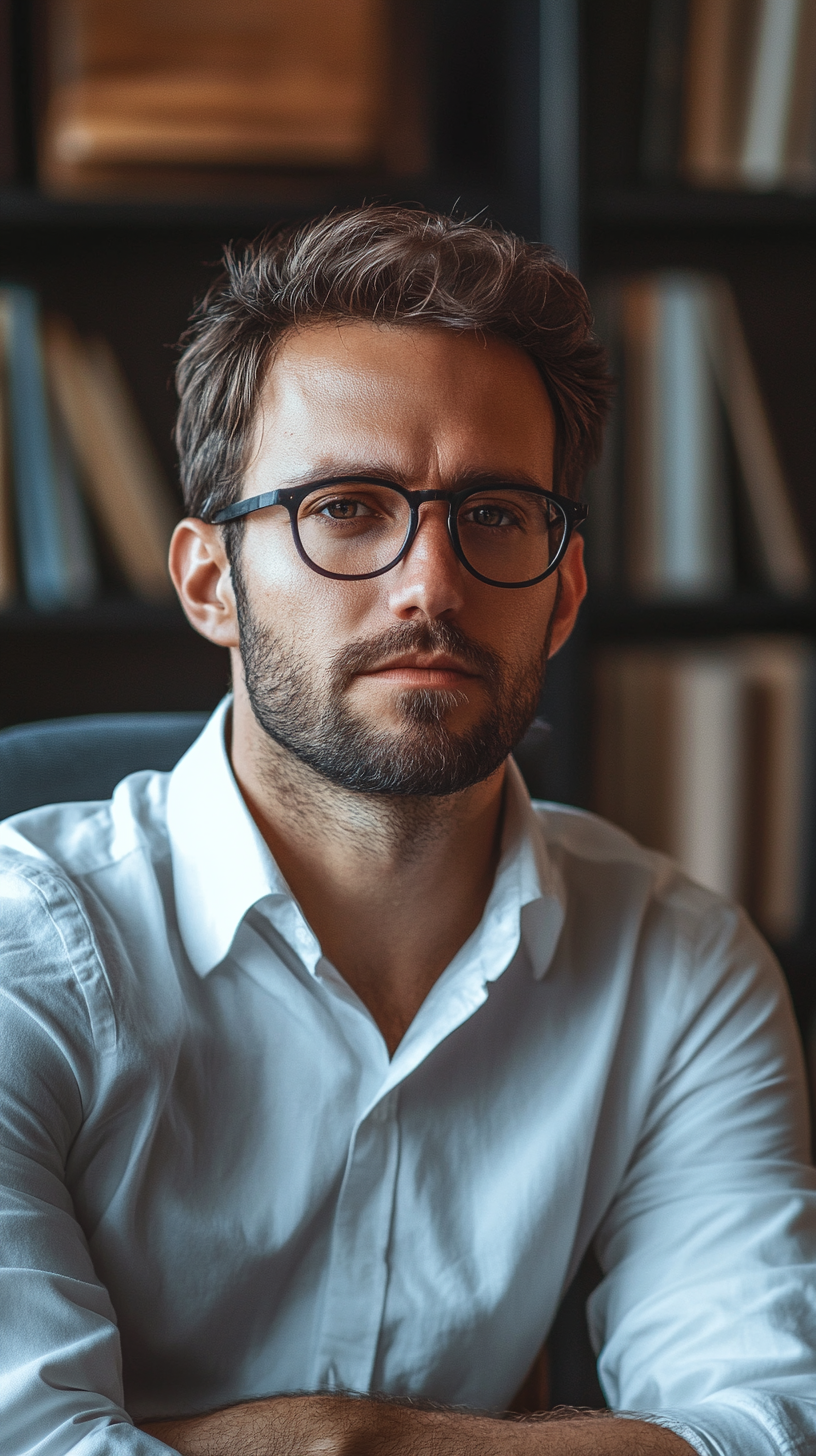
[321,498,365,519]
[472,505,507,527]
[462,503,519,529]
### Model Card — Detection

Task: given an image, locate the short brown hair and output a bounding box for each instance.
[175,205,612,519]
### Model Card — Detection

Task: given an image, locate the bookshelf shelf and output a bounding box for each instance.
[587,593,816,644]
[0,177,521,234]
[0,600,195,632]
[587,187,816,233]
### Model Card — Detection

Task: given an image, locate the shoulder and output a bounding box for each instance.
[532,798,708,916]
[0,768,172,877]
[532,800,783,1017]
[0,771,175,1051]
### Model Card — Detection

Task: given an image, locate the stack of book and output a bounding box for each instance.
[38,0,410,197]
[588,270,812,599]
[0,287,177,609]
[593,636,814,943]
[640,0,816,190]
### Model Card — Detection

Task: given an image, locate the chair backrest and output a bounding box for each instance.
[0,712,210,819]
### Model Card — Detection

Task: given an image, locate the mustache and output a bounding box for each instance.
[329,619,503,691]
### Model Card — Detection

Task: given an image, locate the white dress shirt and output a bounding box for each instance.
[0,698,814,1456]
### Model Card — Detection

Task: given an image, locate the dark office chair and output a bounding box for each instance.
[0,711,209,819]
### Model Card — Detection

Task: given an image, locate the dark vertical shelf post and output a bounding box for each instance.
[539,0,581,270]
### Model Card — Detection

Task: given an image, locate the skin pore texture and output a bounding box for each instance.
[164,321,692,1456]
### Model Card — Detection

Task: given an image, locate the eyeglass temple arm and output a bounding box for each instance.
[210,491,282,524]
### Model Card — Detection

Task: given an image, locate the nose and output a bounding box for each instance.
[385,501,467,621]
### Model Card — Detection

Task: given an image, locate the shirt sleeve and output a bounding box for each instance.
[0,858,167,1456]
[590,895,816,1456]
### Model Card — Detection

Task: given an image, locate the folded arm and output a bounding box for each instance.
[143,1394,693,1456]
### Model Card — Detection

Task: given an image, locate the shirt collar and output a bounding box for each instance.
[167,699,565,984]
[167,698,290,978]
[464,754,566,985]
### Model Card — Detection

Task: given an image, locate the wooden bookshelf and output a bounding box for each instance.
[580,0,816,1124]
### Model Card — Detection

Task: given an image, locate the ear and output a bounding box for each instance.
[169,518,240,649]
[548,533,588,658]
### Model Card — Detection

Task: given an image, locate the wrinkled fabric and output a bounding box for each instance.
[0,698,814,1456]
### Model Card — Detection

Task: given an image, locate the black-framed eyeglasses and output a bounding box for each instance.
[209,477,588,589]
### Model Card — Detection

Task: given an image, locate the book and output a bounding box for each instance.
[595,645,742,899]
[703,278,812,593]
[43,317,176,602]
[48,387,100,607]
[739,638,812,939]
[593,638,813,937]
[593,647,674,854]
[785,0,816,187]
[740,0,804,187]
[653,274,731,596]
[682,0,750,186]
[40,0,388,194]
[592,270,810,599]
[672,647,744,899]
[619,273,731,598]
[2,285,76,609]
[640,0,690,181]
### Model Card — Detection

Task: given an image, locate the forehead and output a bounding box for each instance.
[246,320,555,485]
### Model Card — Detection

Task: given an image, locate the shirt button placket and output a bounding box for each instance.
[314,1091,400,1391]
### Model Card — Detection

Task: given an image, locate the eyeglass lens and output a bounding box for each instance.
[295,482,567,584]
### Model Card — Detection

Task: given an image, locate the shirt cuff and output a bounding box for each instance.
[634,1393,816,1456]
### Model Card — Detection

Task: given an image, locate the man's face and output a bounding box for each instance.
[222,321,581,796]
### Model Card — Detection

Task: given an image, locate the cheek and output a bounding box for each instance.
[469,587,556,664]
[240,525,386,645]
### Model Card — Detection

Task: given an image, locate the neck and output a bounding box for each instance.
[228,688,506,1054]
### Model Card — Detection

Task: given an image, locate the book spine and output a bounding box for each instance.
[653,273,731,596]
[48,386,99,605]
[682,0,741,185]
[3,286,70,608]
[672,649,743,898]
[738,638,811,940]
[703,279,811,593]
[741,0,803,187]
[784,0,816,187]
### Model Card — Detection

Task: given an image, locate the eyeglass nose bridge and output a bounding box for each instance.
[399,489,463,556]
[390,489,461,570]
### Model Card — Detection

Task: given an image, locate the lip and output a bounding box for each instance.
[360,654,480,686]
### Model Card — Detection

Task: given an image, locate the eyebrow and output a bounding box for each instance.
[273,462,548,492]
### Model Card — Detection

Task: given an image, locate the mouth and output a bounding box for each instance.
[359,654,481,688]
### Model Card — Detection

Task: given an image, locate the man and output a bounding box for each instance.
[0,207,814,1456]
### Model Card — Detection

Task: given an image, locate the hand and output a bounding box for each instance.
[142,1392,695,1456]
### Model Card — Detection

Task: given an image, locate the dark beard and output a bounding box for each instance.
[233,568,548,798]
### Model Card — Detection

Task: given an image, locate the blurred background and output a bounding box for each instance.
[0,0,815,1399]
